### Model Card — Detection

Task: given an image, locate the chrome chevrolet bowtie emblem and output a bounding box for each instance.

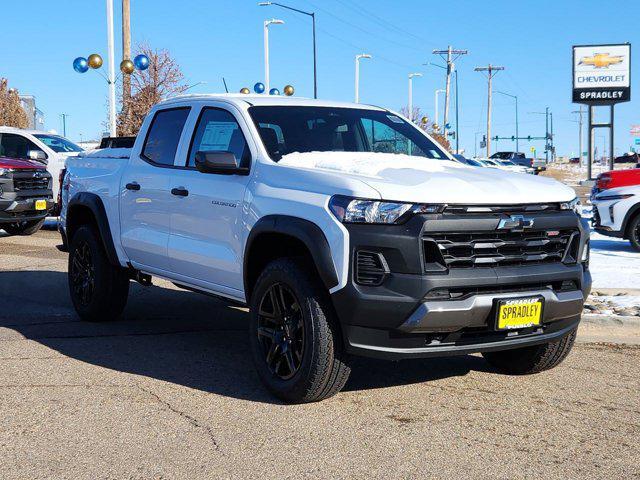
[498,215,534,231]
[33,171,42,178]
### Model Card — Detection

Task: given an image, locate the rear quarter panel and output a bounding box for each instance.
[64,155,130,265]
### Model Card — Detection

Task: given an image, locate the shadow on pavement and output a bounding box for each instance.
[0,269,490,404]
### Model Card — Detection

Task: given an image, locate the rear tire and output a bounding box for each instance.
[482,329,577,375]
[627,214,640,252]
[2,218,45,236]
[249,258,351,403]
[68,225,130,322]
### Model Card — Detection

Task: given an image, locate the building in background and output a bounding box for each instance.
[19,95,45,130]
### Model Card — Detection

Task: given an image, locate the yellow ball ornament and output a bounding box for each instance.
[87,54,103,69]
[239,87,250,94]
[283,85,294,96]
[120,59,135,75]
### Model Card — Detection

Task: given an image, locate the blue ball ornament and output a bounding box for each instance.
[269,88,280,95]
[133,54,150,71]
[254,82,265,94]
[73,57,89,74]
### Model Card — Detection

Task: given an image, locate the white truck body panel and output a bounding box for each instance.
[62,94,577,302]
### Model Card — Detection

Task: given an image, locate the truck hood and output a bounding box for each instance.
[0,156,47,170]
[278,152,575,204]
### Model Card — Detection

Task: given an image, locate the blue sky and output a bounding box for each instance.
[1,0,638,157]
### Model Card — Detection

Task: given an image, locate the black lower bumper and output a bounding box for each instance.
[344,316,580,360]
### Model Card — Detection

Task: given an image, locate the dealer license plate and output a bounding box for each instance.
[496,297,543,330]
[34,200,47,211]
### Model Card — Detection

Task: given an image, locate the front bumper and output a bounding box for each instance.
[0,197,54,223]
[331,209,590,359]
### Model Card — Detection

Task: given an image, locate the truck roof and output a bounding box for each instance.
[158,93,387,111]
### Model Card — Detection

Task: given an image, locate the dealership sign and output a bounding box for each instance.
[573,44,631,104]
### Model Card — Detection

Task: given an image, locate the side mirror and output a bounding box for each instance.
[194,151,249,175]
[28,149,47,162]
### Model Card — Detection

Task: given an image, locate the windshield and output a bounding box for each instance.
[34,134,84,153]
[499,160,516,166]
[490,152,512,160]
[467,159,482,167]
[248,106,448,161]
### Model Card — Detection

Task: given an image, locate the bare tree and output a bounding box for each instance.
[399,106,451,152]
[117,45,188,136]
[0,79,28,129]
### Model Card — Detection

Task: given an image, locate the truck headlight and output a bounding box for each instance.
[329,195,442,224]
[0,168,6,177]
[560,198,581,215]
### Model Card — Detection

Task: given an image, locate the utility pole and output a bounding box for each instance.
[545,107,550,163]
[105,0,116,136]
[60,113,69,137]
[122,0,131,133]
[572,107,585,166]
[433,46,467,139]
[474,64,504,157]
[455,70,459,154]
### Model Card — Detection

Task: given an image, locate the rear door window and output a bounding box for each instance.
[141,107,190,166]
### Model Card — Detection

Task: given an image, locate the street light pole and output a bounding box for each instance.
[495,91,518,152]
[434,89,445,129]
[259,2,317,99]
[105,0,116,136]
[408,73,422,123]
[354,54,371,103]
[264,19,285,93]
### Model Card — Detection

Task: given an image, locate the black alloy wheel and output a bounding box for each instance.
[70,239,95,307]
[256,282,305,380]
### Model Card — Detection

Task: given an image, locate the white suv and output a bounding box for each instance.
[61,94,591,402]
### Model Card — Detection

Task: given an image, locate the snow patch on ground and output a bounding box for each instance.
[279,151,461,178]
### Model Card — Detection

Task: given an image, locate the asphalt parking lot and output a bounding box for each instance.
[1,228,639,479]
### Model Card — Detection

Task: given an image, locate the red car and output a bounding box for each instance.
[0,156,54,235]
[593,167,640,194]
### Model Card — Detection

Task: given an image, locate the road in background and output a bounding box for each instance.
[1,229,638,479]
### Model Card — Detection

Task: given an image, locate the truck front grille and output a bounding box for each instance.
[424,229,579,269]
[13,171,50,191]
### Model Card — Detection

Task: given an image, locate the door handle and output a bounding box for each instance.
[125,182,140,191]
[171,187,189,197]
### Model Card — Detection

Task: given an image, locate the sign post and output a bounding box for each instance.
[572,43,631,180]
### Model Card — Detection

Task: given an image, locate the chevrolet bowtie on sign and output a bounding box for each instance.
[573,44,631,105]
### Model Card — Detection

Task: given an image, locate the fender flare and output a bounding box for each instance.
[66,192,120,267]
[244,215,339,294]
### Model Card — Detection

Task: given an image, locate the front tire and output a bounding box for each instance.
[2,218,45,236]
[68,225,130,322]
[482,329,577,374]
[627,214,640,252]
[249,258,351,403]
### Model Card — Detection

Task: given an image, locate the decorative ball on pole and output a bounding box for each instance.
[120,59,135,75]
[269,88,280,96]
[283,85,294,96]
[87,54,103,69]
[133,54,150,71]
[73,57,89,74]
[240,87,251,94]
[254,82,265,94]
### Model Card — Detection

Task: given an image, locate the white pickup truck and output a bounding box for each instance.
[61,94,591,403]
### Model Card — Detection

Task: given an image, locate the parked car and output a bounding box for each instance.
[491,152,544,174]
[494,159,534,175]
[452,154,482,167]
[0,156,53,235]
[61,94,590,403]
[614,153,640,164]
[569,157,581,164]
[0,127,84,214]
[591,168,640,250]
